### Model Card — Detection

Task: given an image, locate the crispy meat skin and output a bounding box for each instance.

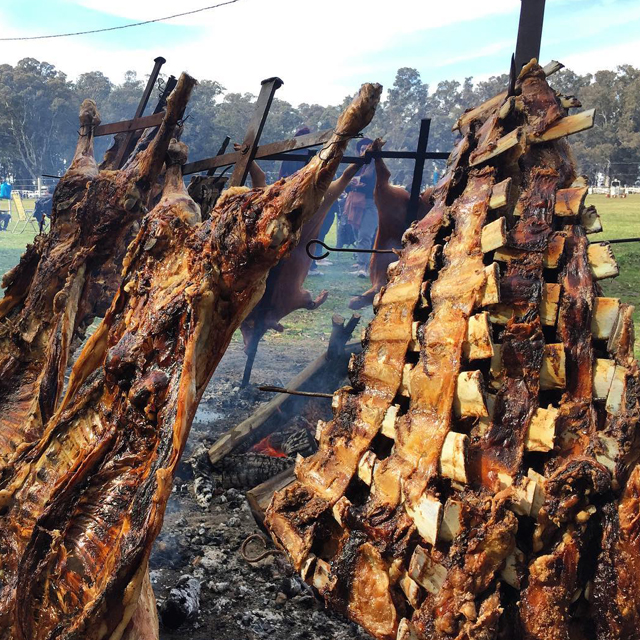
[0,75,196,478]
[267,61,640,640]
[0,84,381,640]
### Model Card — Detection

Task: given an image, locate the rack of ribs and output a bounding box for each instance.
[266,59,640,639]
[0,83,381,640]
[0,74,196,482]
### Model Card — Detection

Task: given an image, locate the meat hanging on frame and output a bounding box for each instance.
[265,60,639,640]
[0,73,196,481]
[0,82,381,640]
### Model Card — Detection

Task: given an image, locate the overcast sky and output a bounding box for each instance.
[1,0,639,105]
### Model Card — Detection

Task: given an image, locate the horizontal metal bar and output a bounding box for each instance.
[94,111,166,137]
[184,128,333,175]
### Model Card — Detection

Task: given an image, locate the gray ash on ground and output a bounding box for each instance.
[151,339,371,639]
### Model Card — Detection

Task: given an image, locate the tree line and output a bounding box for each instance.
[1,57,639,187]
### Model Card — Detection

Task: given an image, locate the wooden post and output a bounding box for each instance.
[228,77,283,187]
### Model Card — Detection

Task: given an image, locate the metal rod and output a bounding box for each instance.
[42,174,62,179]
[258,385,333,399]
[306,239,394,261]
[514,0,546,73]
[207,136,231,177]
[407,118,432,224]
[600,237,640,244]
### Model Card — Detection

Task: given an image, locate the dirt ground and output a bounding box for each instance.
[151,338,372,640]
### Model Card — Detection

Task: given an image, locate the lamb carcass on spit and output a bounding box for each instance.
[0,74,196,481]
[349,138,433,310]
[240,158,361,355]
[266,60,640,640]
[0,82,381,640]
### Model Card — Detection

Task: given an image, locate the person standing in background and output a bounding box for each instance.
[0,178,12,231]
[344,139,376,276]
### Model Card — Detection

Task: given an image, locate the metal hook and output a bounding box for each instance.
[305,239,395,261]
[240,533,284,563]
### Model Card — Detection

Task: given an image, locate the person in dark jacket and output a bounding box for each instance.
[33,185,54,231]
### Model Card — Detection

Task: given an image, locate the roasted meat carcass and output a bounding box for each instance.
[349,138,433,310]
[0,83,381,640]
[240,159,361,353]
[266,60,640,640]
[0,74,196,479]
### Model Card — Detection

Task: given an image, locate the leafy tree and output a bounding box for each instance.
[0,58,76,181]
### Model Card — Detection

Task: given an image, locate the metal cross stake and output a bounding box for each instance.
[514,0,547,74]
[94,56,169,156]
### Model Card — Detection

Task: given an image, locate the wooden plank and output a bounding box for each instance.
[555,187,588,216]
[588,242,619,280]
[489,178,512,209]
[246,467,295,527]
[183,129,333,175]
[481,218,507,253]
[208,342,359,465]
[94,111,165,137]
[529,109,596,143]
[591,297,620,340]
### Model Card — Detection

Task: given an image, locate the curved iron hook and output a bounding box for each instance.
[240,533,284,563]
[306,239,395,261]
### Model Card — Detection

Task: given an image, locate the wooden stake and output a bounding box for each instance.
[481,218,508,253]
[555,187,588,216]
[440,431,468,484]
[529,109,595,143]
[454,91,507,133]
[489,178,512,210]
[312,559,335,592]
[544,233,566,268]
[246,468,295,527]
[405,492,442,545]
[463,312,494,360]
[501,548,525,589]
[543,60,564,76]
[397,619,419,640]
[493,233,565,268]
[608,303,635,355]
[400,363,413,397]
[479,263,501,307]
[408,546,447,595]
[606,365,628,415]
[358,450,377,486]
[454,371,489,417]
[581,205,602,234]
[381,405,400,439]
[540,344,567,390]
[541,283,562,326]
[593,358,616,400]
[591,297,620,340]
[588,243,619,280]
[439,499,463,543]
[527,468,546,518]
[399,573,422,609]
[332,496,351,527]
[488,304,514,326]
[470,127,525,167]
[526,405,558,452]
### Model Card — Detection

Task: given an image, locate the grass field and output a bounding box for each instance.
[0,195,637,351]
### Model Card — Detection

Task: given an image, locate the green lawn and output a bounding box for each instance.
[0,199,38,277]
[0,195,637,352]
[589,194,640,354]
